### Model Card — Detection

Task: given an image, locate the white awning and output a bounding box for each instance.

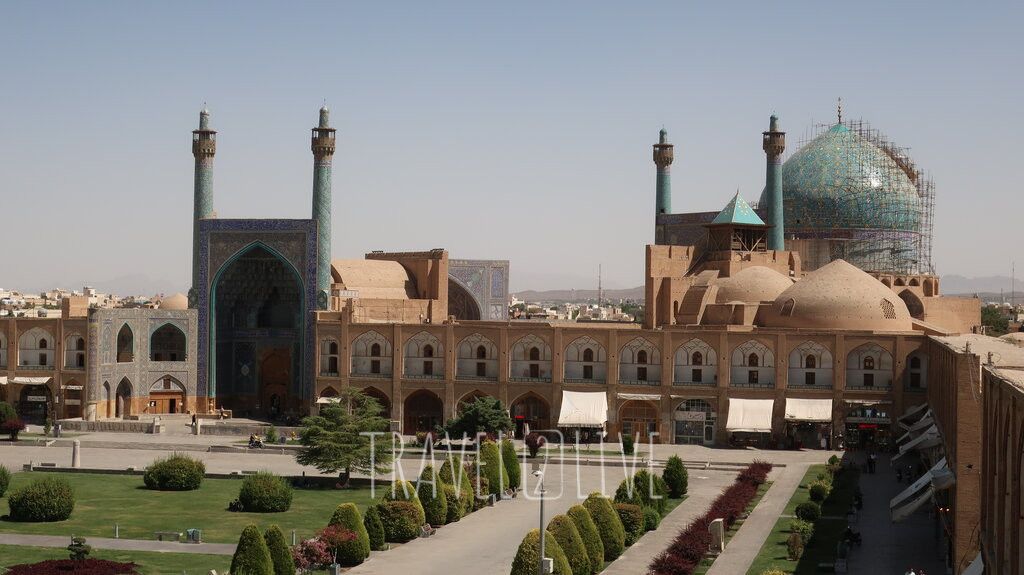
[898,402,929,429]
[558,391,608,428]
[726,398,774,433]
[63,384,84,391]
[961,553,983,575]
[892,424,940,462]
[0,376,6,385]
[843,398,892,406]
[784,398,833,422]
[316,397,341,404]
[617,393,662,402]
[932,467,956,491]
[891,485,934,522]
[895,413,935,445]
[10,376,52,385]
[891,458,946,510]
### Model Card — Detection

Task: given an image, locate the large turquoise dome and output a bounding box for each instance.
[759,123,921,233]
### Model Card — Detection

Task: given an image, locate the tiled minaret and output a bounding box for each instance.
[190,108,216,307]
[762,114,786,250]
[311,106,336,309]
[653,128,674,219]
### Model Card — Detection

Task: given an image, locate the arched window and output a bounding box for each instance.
[352,331,393,377]
[116,324,133,363]
[910,356,921,369]
[529,347,540,361]
[637,350,648,364]
[329,341,339,355]
[864,356,875,370]
[39,339,48,349]
[476,345,487,359]
[424,344,434,358]
[150,324,187,362]
[748,353,759,367]
[371,343,381,357]
[692,351,703,366]
[806,355,816,369]
[583,348,594,362]
[75,337,85,351]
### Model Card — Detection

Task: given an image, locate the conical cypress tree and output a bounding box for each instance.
[262,525,295,575]
[230,524,273,575]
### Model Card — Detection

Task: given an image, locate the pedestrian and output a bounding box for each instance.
[820,435,828,450]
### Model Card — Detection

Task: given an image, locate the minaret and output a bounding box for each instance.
[653,128,674,217]
[190,107,216,306]
[762,114,786,250]
[311,106,336,309]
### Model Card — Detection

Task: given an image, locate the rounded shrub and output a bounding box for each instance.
[790,519,814,546]
[642,506,660,531]
[787,531,804,560]
[547,514,591,575]
[8,476,74,522]
[380,480,425,524]
[143,453,205,491]
[230,524,273,575]
[417,465,448,526]
[439,458,474,516]
[238,471,293,513]
[614,503,644,547]
[583,493,625,561]
[378,500,422,543]
[479,440,508,496]
[363,504,386,551]
[621,435,635,455]
[263,524,296,575]
[662,455,688,498]
[808,480,830,503]
[614,470,667,515]
[0,465,10,498]
[0,402,16,425]
[501,439,521,490]
[795,501,821,522]
[442,484,463,523]
[761,570,787,575]
[328,503,370,566]
[567,504,603,574]
[510,528,573,575]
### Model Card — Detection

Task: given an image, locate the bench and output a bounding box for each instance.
[154,531,182,542]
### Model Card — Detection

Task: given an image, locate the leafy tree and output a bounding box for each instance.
[295,388,393,484]
[441,396,513,439]
[263,525,295,575]
[230,524,273,575]
[982,306,1009,335]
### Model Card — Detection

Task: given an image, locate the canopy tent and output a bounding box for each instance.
[616,393,662,402]
[558,391,609,428]
[931,466,956,491]
[0,376,5,385]
[898,403,930,430]
[2,376,52,385]
[890,458,947,511]
[895,411,935,445]
[784,398,833,422]
[726,399,775,433]
[892,424,940,462]
[315,397,342,404]
[891,485,934,522]
[961,553,983,575]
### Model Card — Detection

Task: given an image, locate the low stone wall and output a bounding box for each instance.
[199,423,302,437]
[58,419,156,434]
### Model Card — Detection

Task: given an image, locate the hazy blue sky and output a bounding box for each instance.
[1,1,1021,294]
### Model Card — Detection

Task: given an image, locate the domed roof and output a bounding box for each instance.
[331,260,418,299]
[759,124,921,234]
[159,293,188,310]
[713,266,793,304]
[999,332,1024,348]
[764,259,913,330]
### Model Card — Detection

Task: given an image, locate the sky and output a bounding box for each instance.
[1,1,1021,294]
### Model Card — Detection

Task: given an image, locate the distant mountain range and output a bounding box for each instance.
[939,274,1023,297]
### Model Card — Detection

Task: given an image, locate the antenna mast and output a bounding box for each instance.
[598,264,603,307]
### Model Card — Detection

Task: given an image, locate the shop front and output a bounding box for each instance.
[673,398,717,445]
[18,383,52,424]
[726,398,774,448]
[843,401,893,449]
[557,390,608,444]
[784,398,834,449]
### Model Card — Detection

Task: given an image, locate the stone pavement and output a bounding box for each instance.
[0,532,236,555]
[601,470,733,575]
[705,463,809,575]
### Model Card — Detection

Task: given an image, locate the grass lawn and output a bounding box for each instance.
[0,544,231,573]
[690,480,773,575]
[0,472,376,544]
[745,464,859,575]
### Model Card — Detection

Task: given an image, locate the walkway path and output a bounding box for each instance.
[705,463,809,575]
[601,470,730,575]
[0,532,236,555]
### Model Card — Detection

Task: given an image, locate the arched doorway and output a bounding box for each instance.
[19,384,51,424]
[619,400,659,443]
[148,376,186,414]
[63,380,83,419]
[213,243,303,418]
[674,399,716,445]
[102,381,111,418]
[404,389,443,434]
[447,279,481,321]
[510,393,550,438]
[115,378,133,419]
[361,386,392,420]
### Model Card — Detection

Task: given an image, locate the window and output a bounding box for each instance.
[423,361,434,376]
[39,353,47,366]
[529,363,540,378]
[637,366,648,381]
[529,347,540,361]
[371,360,381,374]
[692,351,703,366]
[692,368,702,382]
[863,373,874,387]
[622,421,633,437]
[637,350,648,364]
[583,348,594,362]
[748,369,759,384]
[424,345,434,358]
[910,372,921,388]
[371,343,381,357]
[805,355,817,369]
[77,354,85,368]
[169,352,178,362]
[805,371,816,386]
[329,342,338,355]
[75,338,85,351]
[864,356,875,370]
[748,353,759,367]
[910,356,921,369]
[476,362,486,377]
[153,353,163,361]
[39,339,48,349]
[583,365,593,380]
[476,345,487,359]
[328,357,338,374]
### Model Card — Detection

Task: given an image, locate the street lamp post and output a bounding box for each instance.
[535,469,546,575]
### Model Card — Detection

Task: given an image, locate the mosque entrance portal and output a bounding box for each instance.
[213,244,303,419]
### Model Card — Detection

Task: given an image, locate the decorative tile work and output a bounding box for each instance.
[449,259,510,321]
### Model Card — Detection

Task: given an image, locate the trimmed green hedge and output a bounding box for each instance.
[238,472,293,513]
[642,506,660,531]
[363,504,386,551]
[143,453,205,491]
[328,503,370,566]
[510,528,573,575]
[663,455,688,498]
[479,441,508,496]
[0,465,10,498]
[615,503,644,547]
[263,524,296,575]
[417,465,448,526]
[439,458,474,516]
[443,484,463,523]
[547,514,591,575]
[583,493,625,561]
[614,470,667,515]
[7,476,74,522]
[501,439,521,490]
[795,500,821,522]
[567,504,604,573]
[230,524,273,575]
[379,501,422,543]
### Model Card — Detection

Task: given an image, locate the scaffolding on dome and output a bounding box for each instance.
[774,119,935,276]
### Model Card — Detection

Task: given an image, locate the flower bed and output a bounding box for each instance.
[4,559,140,574]
[649,461,772,575]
